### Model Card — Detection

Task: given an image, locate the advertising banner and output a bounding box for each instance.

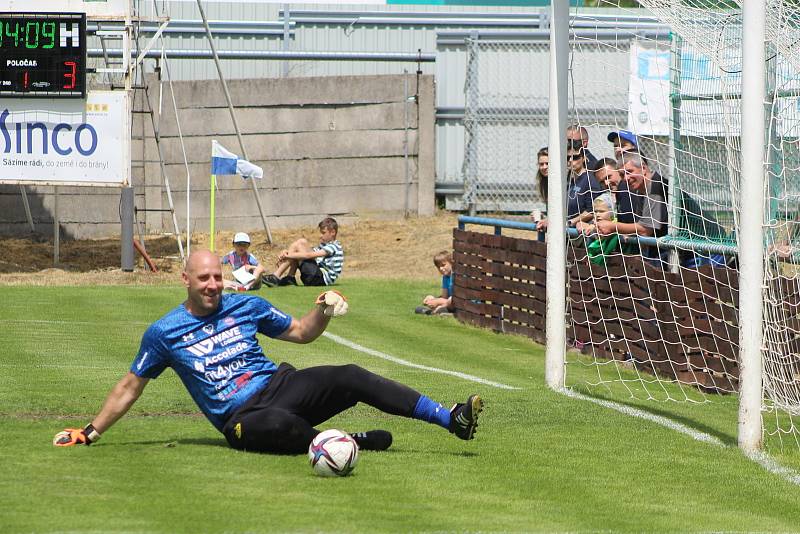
[628,40,671,137]
[628,39,800,138]
[0,90,130,187]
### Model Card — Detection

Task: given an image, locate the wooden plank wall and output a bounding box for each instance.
[452,229,547,344]
[452,229,749,394]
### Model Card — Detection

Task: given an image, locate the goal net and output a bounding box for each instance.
[565,1,800,450]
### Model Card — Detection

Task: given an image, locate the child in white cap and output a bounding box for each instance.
[221,232,266,290]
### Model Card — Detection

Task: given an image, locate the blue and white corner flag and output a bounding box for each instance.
[211,140,263,179]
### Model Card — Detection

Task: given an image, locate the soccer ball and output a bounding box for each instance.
[308,429,359,477]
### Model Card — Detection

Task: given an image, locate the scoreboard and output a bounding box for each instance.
[0,12,86,98]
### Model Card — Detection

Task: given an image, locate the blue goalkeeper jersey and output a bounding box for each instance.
[130,293,292,431]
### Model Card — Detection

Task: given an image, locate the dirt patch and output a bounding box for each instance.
[0,211,521,286]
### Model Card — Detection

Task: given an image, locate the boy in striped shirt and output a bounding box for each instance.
[263,217,344,287]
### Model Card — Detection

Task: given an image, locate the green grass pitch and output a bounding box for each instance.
[1,280,799,533]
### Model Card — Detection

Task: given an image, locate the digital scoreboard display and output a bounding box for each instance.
[0,12,86,98]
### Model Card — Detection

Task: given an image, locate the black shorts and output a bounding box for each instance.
[221,362,419,454]
[299,259,326,286]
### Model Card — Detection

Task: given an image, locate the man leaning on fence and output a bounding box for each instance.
[592,151,668,265]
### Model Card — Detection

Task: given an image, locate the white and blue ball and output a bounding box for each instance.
[308,429,359,477]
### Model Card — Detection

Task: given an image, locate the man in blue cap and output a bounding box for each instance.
[607,130,638,162]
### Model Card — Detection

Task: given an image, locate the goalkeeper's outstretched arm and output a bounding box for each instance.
[92,372,150,433]
[54,372,149,446]
[276,291,348,344]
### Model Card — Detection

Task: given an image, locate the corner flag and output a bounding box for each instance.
[211,140,263,179]
[209,141,264,252]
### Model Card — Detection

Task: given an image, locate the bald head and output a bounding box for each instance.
[183,250,224,316]
[185,250,221,275]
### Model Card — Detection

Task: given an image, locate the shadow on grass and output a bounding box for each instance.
[97,437,229,449]
[100,439,482,457]
[637,402,734,446]
[576,390,737,447]
[178,437,230,448]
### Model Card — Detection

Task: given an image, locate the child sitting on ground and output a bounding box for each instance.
[415,250,455,315]
[221,232,266,290]
[262,217,344,287]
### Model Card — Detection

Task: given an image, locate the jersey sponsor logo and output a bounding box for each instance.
[186,326,244,358]
[204,341,247,367]
[223,316,235,326]
[210,326,243,346]
[182,332,195,342]
[202,324,215,335]
[186,339,214,357]
[136,351,149,370]
[205,358,246,382]
[217,370,253,400]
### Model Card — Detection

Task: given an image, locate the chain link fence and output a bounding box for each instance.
[461,39,549,214]
[460,37,630,214]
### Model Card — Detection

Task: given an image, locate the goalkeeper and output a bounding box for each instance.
[53,250,482,454]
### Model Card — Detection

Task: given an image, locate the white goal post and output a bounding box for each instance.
[737,0,767,453]
[544,1,769,453]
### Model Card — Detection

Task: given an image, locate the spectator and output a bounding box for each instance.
[607,130,639,163]
[594,151,668,263]
[566,140,605,226]
[575,159,619,235]
[585,195,623,265]
[589,157,635,226]
[416,250,455,315]
[769,216,800,262]
[536,146,549,205]
[263,217,344,287]
[567,124,599,170]
[535,141,603,232]
[221,232,266,291]
[531,147,548,224]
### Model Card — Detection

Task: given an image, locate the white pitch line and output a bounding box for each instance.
[562,388,724,446]
[2,319,520,390]
[322,332,521,390]
[746,450,800,486]
[563,388,800,487]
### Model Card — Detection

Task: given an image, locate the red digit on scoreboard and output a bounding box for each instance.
[63,61,76,90]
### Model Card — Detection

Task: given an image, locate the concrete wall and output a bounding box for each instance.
[0,74,435,239]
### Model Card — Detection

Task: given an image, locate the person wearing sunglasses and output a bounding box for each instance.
[566,140,604,228]
[567,124,599,171]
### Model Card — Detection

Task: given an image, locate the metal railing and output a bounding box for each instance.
[89,49,436,62]
[89,19,295,37]
[458,216,739,256]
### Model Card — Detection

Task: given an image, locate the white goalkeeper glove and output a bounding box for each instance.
[316,290,348,317]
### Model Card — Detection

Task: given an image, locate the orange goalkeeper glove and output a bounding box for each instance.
[316,290,348,317]
[53,424,101,447]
